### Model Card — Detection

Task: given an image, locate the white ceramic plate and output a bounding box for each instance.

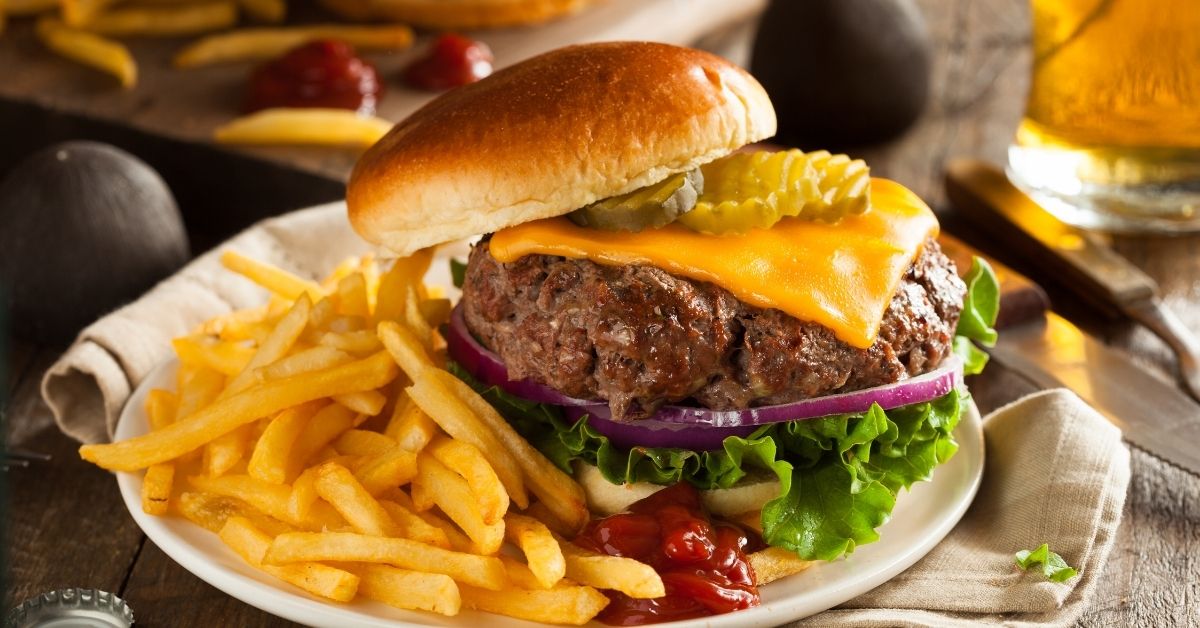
[114,362,983,628]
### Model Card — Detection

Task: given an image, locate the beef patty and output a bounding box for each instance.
[461,237,966,420]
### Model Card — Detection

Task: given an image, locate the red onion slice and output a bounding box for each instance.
[448,305,964,430]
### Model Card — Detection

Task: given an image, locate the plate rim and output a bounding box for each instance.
[114,358,985,628]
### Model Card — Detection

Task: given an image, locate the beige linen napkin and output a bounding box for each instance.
[800,388,1130,627]
[42,202,373,444]
[42,206,1130,626]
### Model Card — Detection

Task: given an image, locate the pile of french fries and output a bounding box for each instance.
[78,250,671,624]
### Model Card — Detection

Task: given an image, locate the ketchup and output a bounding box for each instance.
[403,33,493,91]
[245,40,381,114]
[574,483,762,625]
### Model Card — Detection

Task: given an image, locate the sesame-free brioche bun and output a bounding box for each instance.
[347,42,776,257]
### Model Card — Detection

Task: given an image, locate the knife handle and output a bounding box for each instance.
[944,159,1158,310]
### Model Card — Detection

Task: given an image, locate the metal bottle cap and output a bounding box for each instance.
[6,588,133,628]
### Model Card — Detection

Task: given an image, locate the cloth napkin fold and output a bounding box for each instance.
[41,206,1130,626]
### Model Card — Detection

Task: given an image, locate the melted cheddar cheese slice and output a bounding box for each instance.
[488,178,938,349]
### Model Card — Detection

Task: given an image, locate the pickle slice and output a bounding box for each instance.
[568,169,703,232]
[678,149,870,235]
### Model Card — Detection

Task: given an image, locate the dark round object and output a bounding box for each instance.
[751,0,932,147]
[0,142,189,344]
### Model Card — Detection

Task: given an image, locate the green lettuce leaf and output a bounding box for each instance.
[1015,543,1078,582]
[953,257,1000,375]
[450,258,468,289]
[448,361,965,562]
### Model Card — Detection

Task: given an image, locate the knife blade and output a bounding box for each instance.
[989,310,1200,475]
[944,158,1200,405]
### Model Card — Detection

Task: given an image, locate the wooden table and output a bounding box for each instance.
[4,0,1198,625]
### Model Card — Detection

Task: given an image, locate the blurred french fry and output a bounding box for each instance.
[256,346,352,382]
[319,330,380,354]
[333,429,395,456]
[144,388,179,431]
[505,513,565,589]
[141,463,175,515]
[174,23,414,68]
[84,2,236,37]
[189,474,345,531]
[747,547,814,585]
[313,462,398,537]
[415,453,504,554]
[235,0,283,22]
[173,335,255,376]
[220,517,359,602]
[433,370,588,527]
[320,256,362,292]
[333,389,386,416]
[248,403,320,483]
[374,249,433,324]
[200,304,271,338]
[264,531,507,590]
[459,582,610,626]
[79,352,398,470]
[221,250,324,302]
[335,273,369,317]
[355,563,460,616]
[60,0,114,26]
[215,108,392,148]
[385,395,439,452]
[427,435,507,524]
[287,403,357,479]
[175,366,225,426]
[35,17,136,87]
[377,499,450,548]
[8,0,58,16]
[560,541,664,599]
[178,491,293,536]
[405,370,528,509]
[315,0,372,20]
[419,298,452,327]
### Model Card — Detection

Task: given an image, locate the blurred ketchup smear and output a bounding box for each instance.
[246,39,381,114]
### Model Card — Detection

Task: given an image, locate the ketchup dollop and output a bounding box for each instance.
[574,483,762,625]
[403,33,494,91]
[245,40,381,114]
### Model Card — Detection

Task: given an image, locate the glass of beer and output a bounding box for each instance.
[1007,0,1200,233]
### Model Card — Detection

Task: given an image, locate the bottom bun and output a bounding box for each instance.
[574,462,781,517]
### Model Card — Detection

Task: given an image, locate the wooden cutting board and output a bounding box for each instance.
[0,0,765,182]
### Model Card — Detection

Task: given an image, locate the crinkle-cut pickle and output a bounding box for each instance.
[678,149,871,235]
[568,170,703,232]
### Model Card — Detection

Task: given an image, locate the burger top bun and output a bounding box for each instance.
[347,41,777,257]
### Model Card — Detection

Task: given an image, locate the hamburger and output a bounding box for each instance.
[348,41,997,572]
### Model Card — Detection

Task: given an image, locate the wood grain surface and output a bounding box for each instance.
[4,0,1199,625]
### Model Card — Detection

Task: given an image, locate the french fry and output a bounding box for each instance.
[459,583,610,626]
[7,0,58,16]
[141,463,175,515]
[748,547,814,585]
[60,0,115,26]
[174,24,414,68]
[173,335,255,376]
[235,0,283,22]
[355,564,460,616]
[214,108,392,148]
[313,462,398,537]
[415,454,504,554]
[419,298,453,327]
[144,388,179,431]
[203,424,249,478]
[560,541,664,599]
[221,250,324,302]
[178,491,293,536]
[332,389,387,416]
[335,273,369,317]
[320,256,362,293]
[79,352,398,470]
[504,513,565,589]
[35,17,136,87]
[374,250,434,325]
[287,466,319,523]
[223,293,312,398]
[386,396,439,452]
[390,491,473,552]
[83,2,236,37]
[499,556,546,590]
[248,403,320,483]
[265,531,507,590]
[521,501,574,538]
[378,320,435,379]
[220,517,359,602]
[435,370,587,525]
[256,346,352,382]
[354,447,417,495]
[286,403,357,479]
[333,429,395,456]
[377,499,450,548]
[405,369,528,509]
[319,330,380,354]
[427,435,508,524]
[404,285,434,349]
[189,474,345,531]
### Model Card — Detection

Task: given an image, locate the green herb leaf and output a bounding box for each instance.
[450,258,468,289]
[1015,543,1078,582]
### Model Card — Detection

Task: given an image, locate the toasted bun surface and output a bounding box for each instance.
[348,42,776,257]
